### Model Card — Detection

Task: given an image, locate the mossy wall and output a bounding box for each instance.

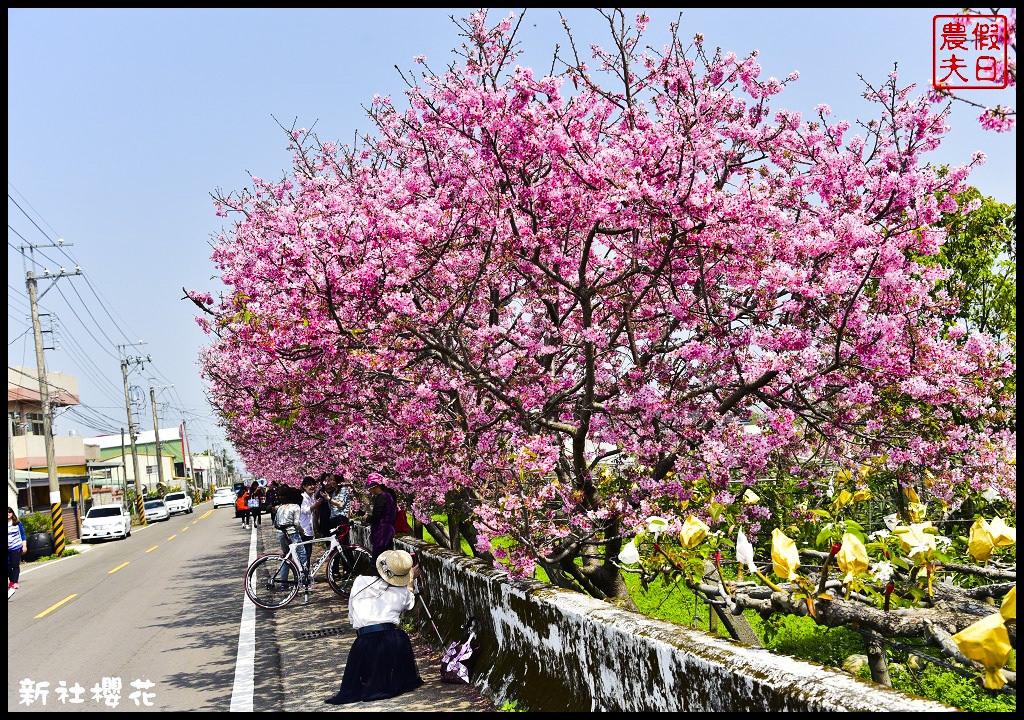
[354,526,953,712]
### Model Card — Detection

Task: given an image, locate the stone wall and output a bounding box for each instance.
[355,527,952,712]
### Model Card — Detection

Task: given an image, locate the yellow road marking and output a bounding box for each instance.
[181,526,189,532]
[146,545,159,553]
[192,520,199,524]
[167,534,177,541]
[35,594,78,619]
[109,562,130,574]
[200,510,213,519]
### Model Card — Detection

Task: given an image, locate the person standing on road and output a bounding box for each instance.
[298,476,318,580]
[366,473,397,563]
[9,507,26,598]
[236,489,250,530]
[247,481,264,528]
[273,487,305,585]
[317,474,351,538]
[325,549,424,704]
[265,481,281,519]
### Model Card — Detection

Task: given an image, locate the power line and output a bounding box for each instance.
[8,193,56,244]
[52,282,119,360]
[9,183,227,451]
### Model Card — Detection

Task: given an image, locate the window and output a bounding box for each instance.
[25,412,44,436]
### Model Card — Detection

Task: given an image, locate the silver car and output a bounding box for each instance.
[143,499,171,522]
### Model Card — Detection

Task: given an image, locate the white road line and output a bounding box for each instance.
[230,524,258,711]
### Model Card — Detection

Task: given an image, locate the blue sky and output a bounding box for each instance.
[7,9,1016,471]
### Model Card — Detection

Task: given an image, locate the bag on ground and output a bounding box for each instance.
[440,617,480,684]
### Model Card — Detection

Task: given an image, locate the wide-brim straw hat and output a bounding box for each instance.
[376,550,414,586]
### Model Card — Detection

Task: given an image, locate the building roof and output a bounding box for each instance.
[85,426,183,450]
[7,366,80,407]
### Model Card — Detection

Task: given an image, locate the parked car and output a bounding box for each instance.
[143,499,171,523]
[81,504,132,543]
[163,491,193,515]
[213,487,235,508]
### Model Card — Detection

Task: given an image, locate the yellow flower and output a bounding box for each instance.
[952,613,1012,690]
[893,522,937,563]
[968,518,995,563]
[1000,586,1015,623]
[836,533,869,582]
[771,528,800,580]
[987,517,1016,548]
[907,502,927,522]
[904,485,920,503]
[834,489,853,509]
[852,486,872,503]
[741,488,760,504]
[679,516,709,549]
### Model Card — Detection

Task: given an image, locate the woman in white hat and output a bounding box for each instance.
[325,549,424,704]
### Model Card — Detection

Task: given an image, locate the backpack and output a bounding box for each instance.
[393,507,411,534]
[440,617,480,684]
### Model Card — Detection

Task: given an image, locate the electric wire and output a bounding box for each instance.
[9,186,230,460]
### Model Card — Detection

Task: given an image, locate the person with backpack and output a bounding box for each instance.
[366,473,396,563]
[236,489,250,530]
[247,481,264,528]
[324,549,423,704]
[273,486,306,586]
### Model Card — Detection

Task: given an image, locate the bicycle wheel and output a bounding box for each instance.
[245,553,300,610]
[326,545,372,598]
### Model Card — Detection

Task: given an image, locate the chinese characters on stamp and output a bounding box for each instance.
[934,14,1009,90]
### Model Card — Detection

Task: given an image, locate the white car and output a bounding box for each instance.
[81,504,132,543]
[164,491,193,515]
[143,499,171,522]
[213,487,236,508]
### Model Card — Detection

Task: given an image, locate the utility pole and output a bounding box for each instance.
[120,428,128,507]
[118,344,148,523]
[182,419,197,497]
[25,251,82,557]
[8,413,17,510]
[149,386,166,493]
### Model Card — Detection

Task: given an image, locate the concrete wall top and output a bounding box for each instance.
[373,530,954,713]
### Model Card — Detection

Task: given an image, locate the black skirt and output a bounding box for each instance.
[325,626,424,704]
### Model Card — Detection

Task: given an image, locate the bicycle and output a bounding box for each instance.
[244,521,372,610]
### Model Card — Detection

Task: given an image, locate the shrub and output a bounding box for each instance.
[20,511,52,535]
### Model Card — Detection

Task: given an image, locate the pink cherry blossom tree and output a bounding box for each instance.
[190,10,1014,607]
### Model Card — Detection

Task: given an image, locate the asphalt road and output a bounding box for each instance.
[7,502,278,712]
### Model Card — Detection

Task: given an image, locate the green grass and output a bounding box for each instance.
[27,547,80,563]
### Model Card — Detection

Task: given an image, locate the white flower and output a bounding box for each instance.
[883,513,900,532]
[617,539,640,565]
[871,560,894,584]
[736,528,757,574]
[981,487,1001,503]
[934,535,953,551]
[869,529,891,541]
[647,516,669,540]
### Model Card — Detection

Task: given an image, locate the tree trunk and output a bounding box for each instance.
[864,630,892,687]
